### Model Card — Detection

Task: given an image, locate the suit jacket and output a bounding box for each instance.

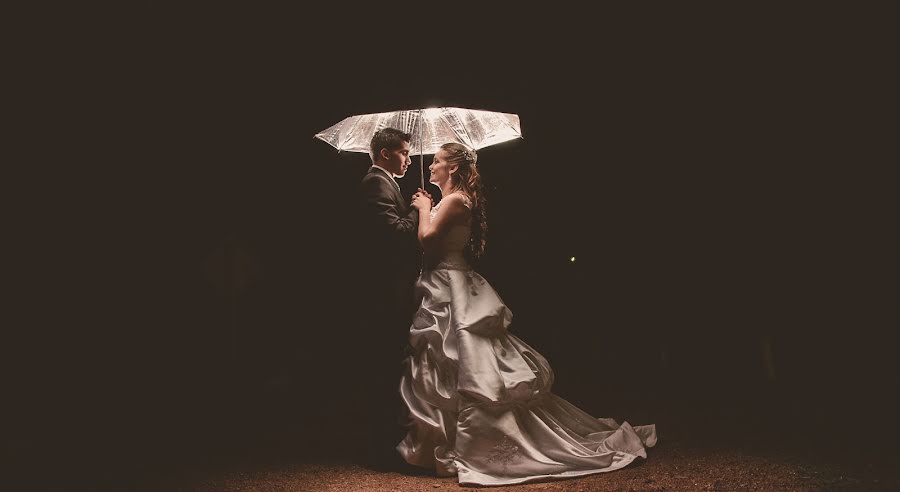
[358,166,421,301]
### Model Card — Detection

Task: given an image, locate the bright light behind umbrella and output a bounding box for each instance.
[315,107,522,189]
[314,107,522,156]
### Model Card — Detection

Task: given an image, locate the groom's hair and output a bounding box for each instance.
[370,128,411,161]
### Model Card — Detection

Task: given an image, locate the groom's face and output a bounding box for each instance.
[383,141,411,177]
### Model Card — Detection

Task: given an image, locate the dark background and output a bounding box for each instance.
[5,4,896,489]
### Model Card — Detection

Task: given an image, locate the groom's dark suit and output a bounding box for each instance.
[359,166,420,315]
[357,165,420,461]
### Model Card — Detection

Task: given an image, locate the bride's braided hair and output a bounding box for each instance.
[442,143,487,261]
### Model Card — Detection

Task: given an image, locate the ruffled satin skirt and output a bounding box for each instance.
[397,267,657,486]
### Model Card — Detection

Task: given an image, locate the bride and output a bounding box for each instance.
[400,143,657,486]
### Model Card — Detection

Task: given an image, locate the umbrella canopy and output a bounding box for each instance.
[314,107,522,156]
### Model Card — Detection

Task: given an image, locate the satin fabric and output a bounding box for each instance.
[396,198,656,486]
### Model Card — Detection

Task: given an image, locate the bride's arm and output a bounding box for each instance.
[413,193,469,252]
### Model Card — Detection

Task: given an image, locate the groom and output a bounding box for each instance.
[357,128,428,466]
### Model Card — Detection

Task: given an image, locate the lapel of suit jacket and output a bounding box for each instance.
[370,166,403,206]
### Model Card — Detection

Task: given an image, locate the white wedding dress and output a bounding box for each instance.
[396,194,657,486]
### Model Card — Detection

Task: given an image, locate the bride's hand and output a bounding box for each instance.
[417,187,435,207]
[411,192,431,210]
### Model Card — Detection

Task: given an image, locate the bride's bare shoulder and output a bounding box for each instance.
[436,193,471,221]
[445,191,472,209]
[443,192,473,210]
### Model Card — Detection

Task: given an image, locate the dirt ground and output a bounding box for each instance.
[8,387,898,491]
[137,438,898,492]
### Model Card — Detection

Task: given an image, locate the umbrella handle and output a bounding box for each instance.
[419,109,425,190]
[419,153,424,190]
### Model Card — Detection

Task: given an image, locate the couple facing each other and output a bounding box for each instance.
[357,128,656,486]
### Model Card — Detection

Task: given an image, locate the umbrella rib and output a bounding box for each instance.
[341,116,366,153]
[499,114,523,138]
[439,109,475,149]
[315,136,342,152]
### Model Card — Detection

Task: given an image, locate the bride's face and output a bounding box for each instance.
[428,150,457,186]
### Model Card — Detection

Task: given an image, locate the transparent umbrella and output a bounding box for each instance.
[314,107,522,188]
